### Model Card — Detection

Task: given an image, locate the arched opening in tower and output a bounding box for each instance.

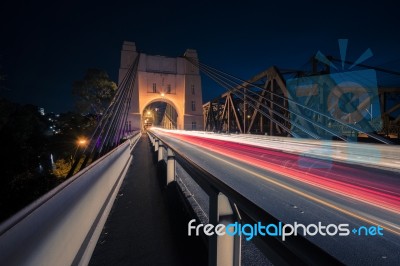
[142,102,178,130]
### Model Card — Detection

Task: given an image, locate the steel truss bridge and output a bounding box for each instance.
[199,59,400,141]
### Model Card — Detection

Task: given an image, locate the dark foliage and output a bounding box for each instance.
[72,68,117,115]
[0,99,57,221]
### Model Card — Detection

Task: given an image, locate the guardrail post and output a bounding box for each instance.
[209,192,241,266]
[166,148,175,185]
[154,139,159,152]
[158,141,164,162]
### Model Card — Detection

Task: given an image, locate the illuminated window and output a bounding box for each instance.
[191,84,195,95]
[152,83,157,93]
[191,121,197,130]
[191,101,196,111]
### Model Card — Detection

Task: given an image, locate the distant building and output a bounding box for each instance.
[44,112,61,135]
[38,107,45,116]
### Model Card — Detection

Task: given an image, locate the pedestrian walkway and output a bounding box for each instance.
[89,135,207,265]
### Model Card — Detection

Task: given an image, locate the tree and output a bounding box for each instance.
[0,100,57,221]
[53,159,71,178]
[72,69,117,115]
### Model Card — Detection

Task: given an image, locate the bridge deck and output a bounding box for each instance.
[89,135,206,265]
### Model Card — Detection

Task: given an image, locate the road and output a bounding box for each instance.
[151,128,400,265]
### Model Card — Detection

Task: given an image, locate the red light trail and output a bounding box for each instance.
[162,132,400,214]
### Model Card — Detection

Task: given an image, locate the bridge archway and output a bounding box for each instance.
[142,99,179,130]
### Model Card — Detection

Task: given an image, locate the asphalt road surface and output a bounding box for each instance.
[152,129,400,265]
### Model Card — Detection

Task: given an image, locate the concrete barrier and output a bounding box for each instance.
[0,133,141,266]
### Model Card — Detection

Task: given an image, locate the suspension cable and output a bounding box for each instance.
[185,57,392,144]
[67,54,140,177]
[191,58,347,140]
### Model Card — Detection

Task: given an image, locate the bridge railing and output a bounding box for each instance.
[147,130,341,266]
[0,132,141,266]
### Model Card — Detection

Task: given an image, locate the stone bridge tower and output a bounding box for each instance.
[118,41,203,130]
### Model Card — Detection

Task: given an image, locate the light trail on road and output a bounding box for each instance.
[159,130,400,172]
[163,132,400,216]
[151,128,400,263]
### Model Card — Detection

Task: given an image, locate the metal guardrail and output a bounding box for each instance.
[0,132,141,266]
[147,130,342,266]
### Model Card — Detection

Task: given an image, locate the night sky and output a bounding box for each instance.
[1,0,400,113]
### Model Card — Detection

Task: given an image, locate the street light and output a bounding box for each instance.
[161,92,165,97]
[78,139,87,146]
[72,138,88,163]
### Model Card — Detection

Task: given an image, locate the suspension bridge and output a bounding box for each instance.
[0,41,399,266]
